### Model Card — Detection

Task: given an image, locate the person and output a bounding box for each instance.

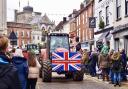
[88,51,98,77]
[27,50,41,89]
[0,35,21,89]
[111,51,122,87]
[108,49,114,84]
[12,48,28,89]
[82,49,89,74]
[120,49,127,81]
[98,43,110,81]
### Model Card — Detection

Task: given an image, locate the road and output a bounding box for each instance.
[36,73,128,89]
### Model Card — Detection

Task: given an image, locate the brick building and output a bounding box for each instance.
[7,22,32,48]
[75,0,94,50]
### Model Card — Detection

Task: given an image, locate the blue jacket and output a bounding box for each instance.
[0,53,21,89]
[12,56,28,89]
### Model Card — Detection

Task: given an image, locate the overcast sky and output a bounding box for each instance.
[7,0,83,24]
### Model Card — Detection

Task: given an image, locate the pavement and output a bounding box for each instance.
[85,74,128,89]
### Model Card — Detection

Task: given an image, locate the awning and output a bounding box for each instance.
[106,33,112,40]
[97,32,109,42]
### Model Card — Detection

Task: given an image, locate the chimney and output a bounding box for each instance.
[63,17,67,23]
[73,9,77,14]
[14,9,18,22]
[80,3,84,9]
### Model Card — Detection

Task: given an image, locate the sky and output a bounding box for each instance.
[7,0,84,24]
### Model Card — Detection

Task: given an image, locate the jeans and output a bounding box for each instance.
[27,78,37,89]
[109,69,114,83]
[113,72,121,84]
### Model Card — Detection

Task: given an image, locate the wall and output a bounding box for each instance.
[94,0,114,49]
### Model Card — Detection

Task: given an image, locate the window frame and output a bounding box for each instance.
[99,11,102,20]
[106,6,109,26]
[116,0,121,20]
[125,0,128,16]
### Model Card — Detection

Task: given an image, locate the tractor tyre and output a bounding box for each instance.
[73,69,84,81]
[42,60,52,82]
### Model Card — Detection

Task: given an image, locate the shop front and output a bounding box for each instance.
[112,24,128,56]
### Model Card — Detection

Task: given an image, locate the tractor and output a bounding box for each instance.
[41,33,84,82]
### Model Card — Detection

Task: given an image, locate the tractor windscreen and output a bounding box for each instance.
[50,36,69,52]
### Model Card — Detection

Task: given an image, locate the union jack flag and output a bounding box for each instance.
[52,52,81,72]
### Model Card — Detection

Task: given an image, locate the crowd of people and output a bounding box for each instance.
[81,43,128,87]
[0,35,41,89]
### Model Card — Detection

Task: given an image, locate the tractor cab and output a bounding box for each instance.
[49,33,69,53]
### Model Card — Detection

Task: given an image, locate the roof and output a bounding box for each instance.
[23,6,33,12]
[55,21,63,31]
[41,14,53,25]
[30,14,54,25]
[75,0,94,18]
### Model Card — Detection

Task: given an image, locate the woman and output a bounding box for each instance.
[12,48,28,89]
[0,35,21,89]
[112,51,122,87]
[27,50,41,89]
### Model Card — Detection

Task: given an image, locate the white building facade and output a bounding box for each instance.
[62,21,70,34]
[94,0,114,50]
[112,0,128,56]
[0,0,7,35]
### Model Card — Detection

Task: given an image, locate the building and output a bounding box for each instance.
[75,0,94,51]
[14,5,55,44]
[7,22,31,48]
[112,0,128,56]
[15,5,41,23]
[94,0,114,51]
[68,9,78,47]
[0,0,7,35]
[31,14,55,44]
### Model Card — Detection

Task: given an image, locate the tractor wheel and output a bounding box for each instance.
[73,69,84,81]
[42,60,52,82]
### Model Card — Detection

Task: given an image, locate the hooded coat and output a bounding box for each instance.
[0,53,21,89]
[12,56,28,89]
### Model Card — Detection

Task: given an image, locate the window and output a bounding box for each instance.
[27,32,29,37]
[38,36,39,40]
[79,16,80,25]
[99,11,102,20]
[21,31,24,37]
[125,0,128,15]
[106,6,109,25]
[116,0,121,19]
[83,14,84,24]
[85,11,88,23]
[33,36,35,40]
